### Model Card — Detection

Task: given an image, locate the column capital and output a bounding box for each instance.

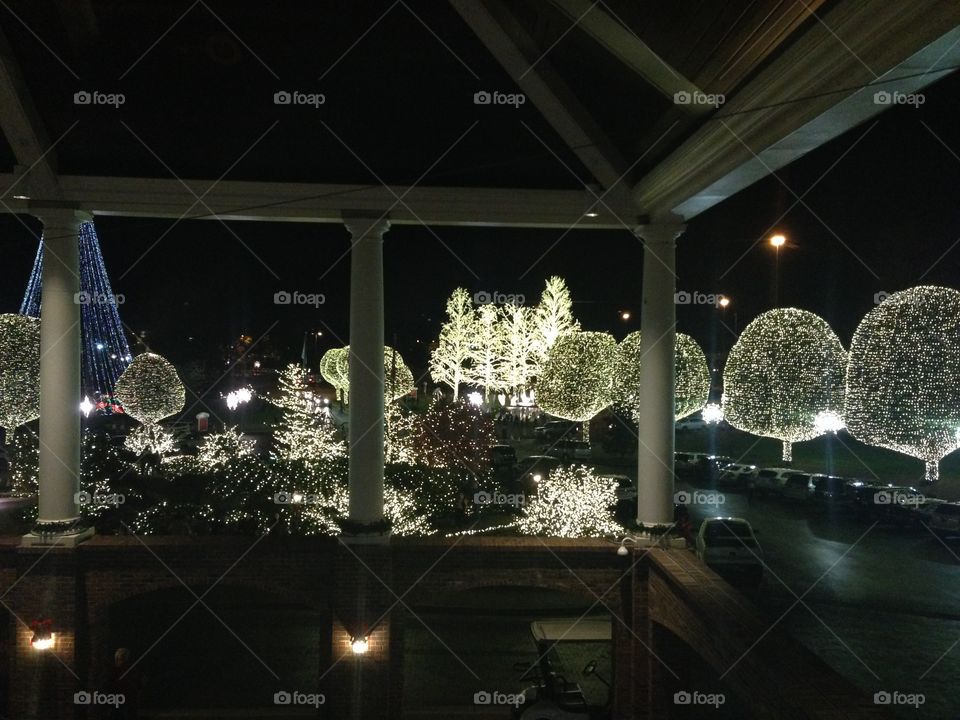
[634,221,686,245]
[342,211,390,240]
[33,207,93,232]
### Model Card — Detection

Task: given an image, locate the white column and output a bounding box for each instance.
[635,222,684,527]
[33,209,91,537]
[344,215,390,528]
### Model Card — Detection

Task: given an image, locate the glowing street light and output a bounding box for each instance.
[769,233,786,248]
[717,296,730,308]
[620,310,631,321]
[769,233,788,305]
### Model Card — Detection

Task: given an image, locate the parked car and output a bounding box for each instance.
[517,455,563,492]
[752,467,795,496]
[781,472,815,501]
[674,452,712,475]
[676,416,706,431]
[717,463,758,490]
[927,501,960,538]
[850,484,922,526]
[534,420,580,443]
[490,444,518,472]
[811,475,855,507]
[553,439,591,463]
[691,455,735,485]
[695,517,764,582]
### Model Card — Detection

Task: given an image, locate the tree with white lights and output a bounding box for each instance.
[270,363,345,464]
[500,304,535,393]
[320,347,349,404]
[613,331,710,423]
[537,331,617,441]
[845,286,960,483]
[115,353,186,425]
[0,314,41,442]
[519,465,621,537]
[722,308,846,462]
[466,303,506,401]
[531,276,580,375]
[430,288,475,400]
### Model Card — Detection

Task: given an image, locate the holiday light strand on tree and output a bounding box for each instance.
[270,364,345,465]
[0,313,41,433]
[518,465,622,537]
[114,353,185,425]
[537,331,617,440]
[613,331,710,423]
[500,303,535,393]
[430,288,476,400]
[332,345,414,403]
[196,426,256,469]
[845,286,960,482]
[531,276,580,376]
[722,308,846,462]
[320,347,349,403]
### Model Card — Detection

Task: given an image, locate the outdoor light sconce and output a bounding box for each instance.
[30,619,55,650]
[351,636,369,655]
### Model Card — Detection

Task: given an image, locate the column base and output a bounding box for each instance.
[338,517,393,544]
[22,519,95,547]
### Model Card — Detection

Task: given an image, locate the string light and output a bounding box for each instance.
[722,308,846,462]
[196,427,255,469]
[845,285,960,482]
[531,276,580,377]
[537,331,617,440]
[429,288,475,401]
[518,465,622,537]
[270,364,345,465]
[114,353,186,425]
[702,403,724,424]
[0,313,41,432]
[613,331,709,422]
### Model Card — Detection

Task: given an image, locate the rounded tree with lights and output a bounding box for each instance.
[846,286,960,483]
[537,331,617,441]
[320,347,349,404]
[0,313,41,438]
[722,308,846,463]
[331,345,413,404]
[114,353,185,425]
[613,331,710,423]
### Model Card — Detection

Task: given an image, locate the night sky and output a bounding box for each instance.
[1,2,958,378]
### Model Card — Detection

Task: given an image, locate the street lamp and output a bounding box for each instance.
[768,233,787,305]
[620,310,631,321]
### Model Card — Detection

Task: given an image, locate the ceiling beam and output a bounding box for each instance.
[0,174,645,229]
[0,25,61,199]
[633,0,960,219]
[450,0,634,200]
[547,0,707,112]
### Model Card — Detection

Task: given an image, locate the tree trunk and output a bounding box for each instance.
[782,440,792,464]
[926,459,939,483]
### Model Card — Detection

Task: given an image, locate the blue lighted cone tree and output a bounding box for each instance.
[722,308,846,463]
[536,331,617,442]
[845,286,960,483]
[613,331,710,423]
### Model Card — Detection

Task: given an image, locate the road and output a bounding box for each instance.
[677,479,960,719]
